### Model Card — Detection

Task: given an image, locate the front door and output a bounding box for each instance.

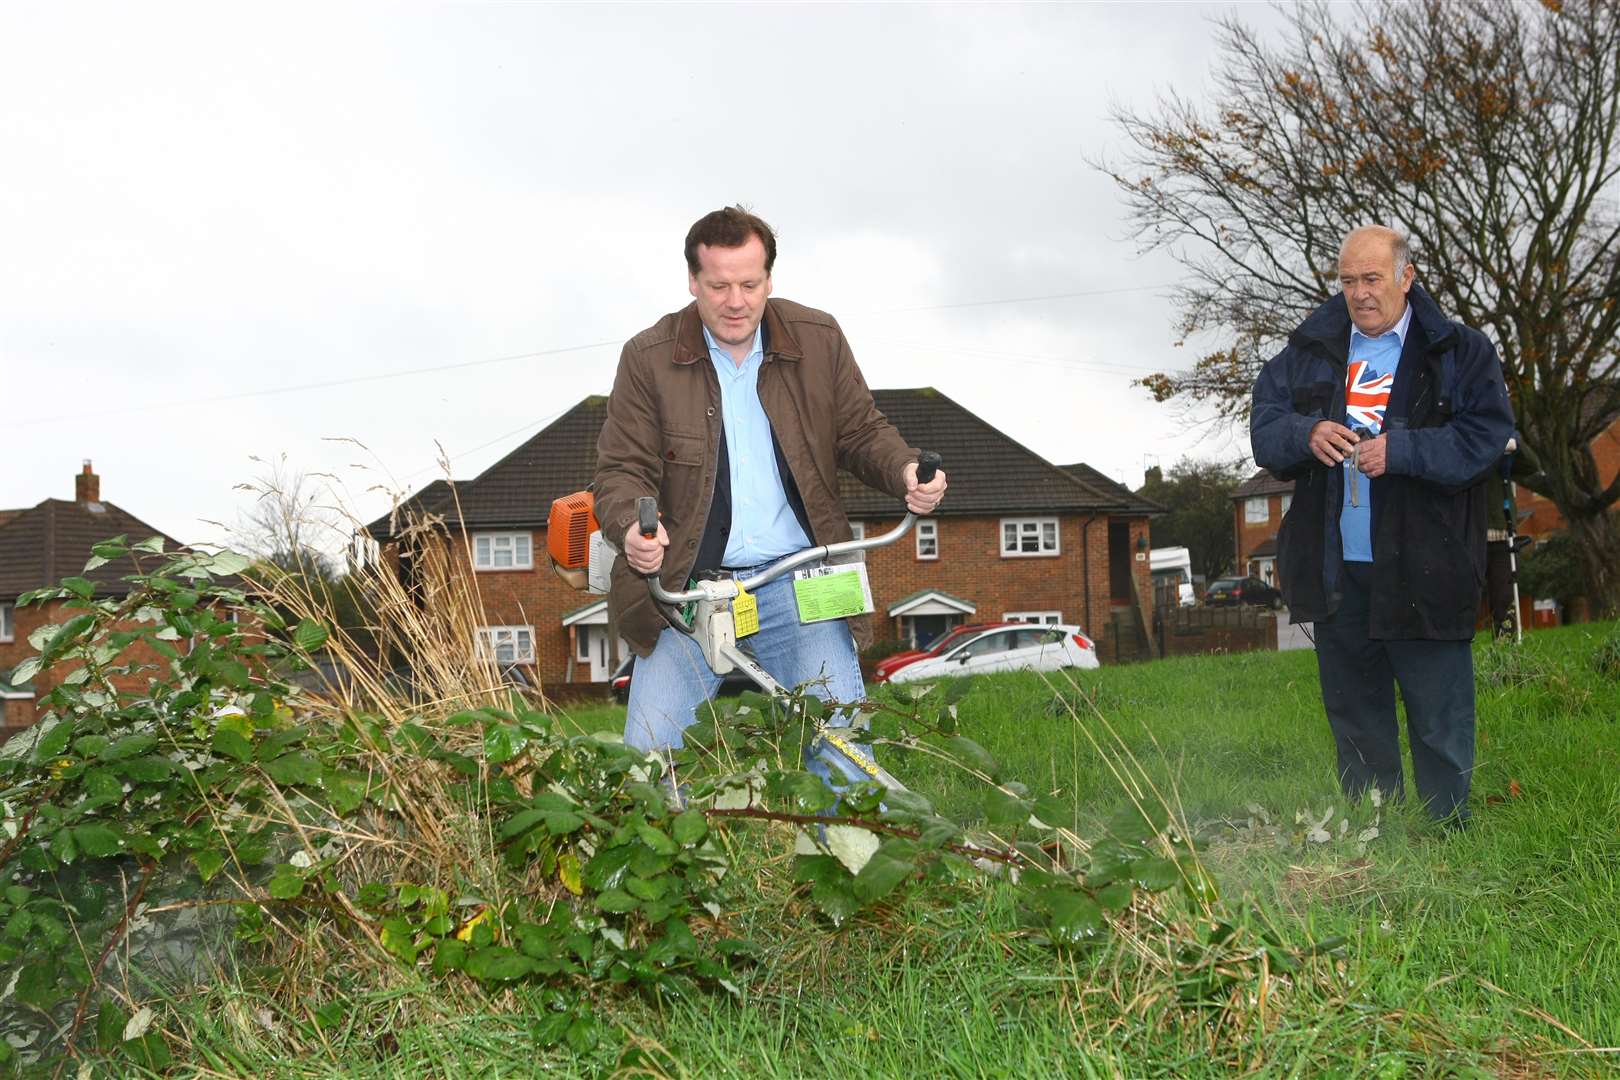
[1108,522,1134,605]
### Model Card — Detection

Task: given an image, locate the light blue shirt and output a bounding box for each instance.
[1340,302,1412,562]
[704,324,811,566]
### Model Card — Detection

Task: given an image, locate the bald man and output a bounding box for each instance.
[1250,226,1514,827]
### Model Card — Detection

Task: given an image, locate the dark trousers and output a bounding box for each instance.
[1314,562,1475,821]
[1486,539,1515,637]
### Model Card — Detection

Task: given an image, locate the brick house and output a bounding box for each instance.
[366,388,1159,688]
[0,462,190,734]
[1514,410,1620,541]
[1231,470,1294,586]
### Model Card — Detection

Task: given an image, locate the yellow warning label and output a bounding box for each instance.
[733,584,760,638]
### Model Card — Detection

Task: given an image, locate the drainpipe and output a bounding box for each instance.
[1080,512,1098,638]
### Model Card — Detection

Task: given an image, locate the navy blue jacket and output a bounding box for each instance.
[1250,283,1515,639]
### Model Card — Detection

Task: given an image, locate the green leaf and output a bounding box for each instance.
[118,755,175,783]
[62,576,95,600]
[268,870,306,900]
[73,823,123,857]
[566,1015,599,1054]
[945,735,999,779]
[380,917,417,963]
[635,823,678,856]
[132,536,167,554]
[72,734,110,758]
[811,876,860,926]
[852,840,917,902]
[1043,890,1105,945]
[91,538,130,560]
[984,787,1035,829]
[30,721,73,763]
[941,675,977,706]
[499,808,547,840]
[596,889,638,914]
[544,811,585,836]
[1033,792,1073,830]
[1094,883,1135,911]
[431,938,468,975]
[41,614,96,662]
[262,752,322,787]
[53,827,79,865]
[484,723,528,765]
[192,848,226,883]
[671,810,708,847]
[100,733,158,762]
[292,619,330,653]
[211,727,253,763]
[465,947,536,982]
[1133,857,1181,893]
[8,656,41,686]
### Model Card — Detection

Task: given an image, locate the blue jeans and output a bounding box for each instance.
[624,563,871,785]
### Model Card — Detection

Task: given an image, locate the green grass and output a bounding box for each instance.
[172,624,1620,1078]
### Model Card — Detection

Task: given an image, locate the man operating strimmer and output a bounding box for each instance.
[593,205,947,783]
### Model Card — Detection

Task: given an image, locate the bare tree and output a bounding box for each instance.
[1104,0,1620,614]
[232,455,343,580]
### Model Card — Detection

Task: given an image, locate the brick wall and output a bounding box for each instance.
[2,696,34,732]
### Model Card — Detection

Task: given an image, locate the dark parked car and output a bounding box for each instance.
[610,655,755,705]
[1203,576,1282,608]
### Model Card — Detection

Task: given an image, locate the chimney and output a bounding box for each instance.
[75,460,100,504]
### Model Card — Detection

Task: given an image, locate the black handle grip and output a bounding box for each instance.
[915,451,942,485]
[636,497,659,539]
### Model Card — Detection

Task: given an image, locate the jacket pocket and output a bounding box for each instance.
[660,428,705,467]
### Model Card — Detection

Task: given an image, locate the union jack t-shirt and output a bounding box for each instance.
[1340,313,1408,562]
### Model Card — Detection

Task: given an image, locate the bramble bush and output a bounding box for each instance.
[0,535,1330,1074]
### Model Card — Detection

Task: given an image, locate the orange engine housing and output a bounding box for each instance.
[547,490,598,569]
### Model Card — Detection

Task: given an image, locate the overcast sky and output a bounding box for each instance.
[1,2,1286,556]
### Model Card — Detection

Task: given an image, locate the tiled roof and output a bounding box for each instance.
[369,387,1140,539]
[1233,470,1294,500]
[839,389,1126,517]
[1248,537,1278,558]
[1056,462,1164,515]
[0,499,186,601]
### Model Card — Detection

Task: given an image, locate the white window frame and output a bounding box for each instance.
[0,602,12,643]
[915,519,938,560]
[1245,497,1269,524]
[1280,493,1293,516]
[999,517,1060,558]
[473,531,533,571]
[1003,610,1062,625]
[477,625,535,665]
[848,521,865,541]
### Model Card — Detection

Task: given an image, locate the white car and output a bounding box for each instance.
[887,623,1099,683]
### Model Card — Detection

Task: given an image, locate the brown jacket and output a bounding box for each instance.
[594,298,916,656]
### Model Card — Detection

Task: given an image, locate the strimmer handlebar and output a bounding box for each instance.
[641,451,942,605]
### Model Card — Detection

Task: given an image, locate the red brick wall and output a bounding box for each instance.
[2,696,35,733]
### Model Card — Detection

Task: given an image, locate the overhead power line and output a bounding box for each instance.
[15,339,621,428]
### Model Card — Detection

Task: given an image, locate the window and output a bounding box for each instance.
[1280,493,1293,516]
[0,602,12,643]
[477,626,535,665]
[1003,611,1062,625]
[915,520,938,560]
[848,521,865,541]
[576,626,592,663]
[1245,497,1268,524]
[1000,517,1059,557]
[473,532,533,570]
[955,630,1016,659]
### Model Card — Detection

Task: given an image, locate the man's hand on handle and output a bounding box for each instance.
[903,459,947,515]
[624,521,668,575]
[1308,421,1360,466]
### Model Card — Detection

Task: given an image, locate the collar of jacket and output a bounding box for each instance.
[1289,282,1458,358]
[670,299,806,366]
